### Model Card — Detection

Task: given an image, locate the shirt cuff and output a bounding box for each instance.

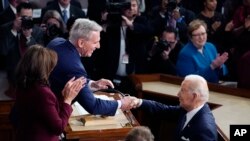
[88,80,97,92]
[138,99,143,107]
[117,100,122,109]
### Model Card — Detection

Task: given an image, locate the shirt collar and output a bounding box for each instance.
[184,104,204,127]
[10,4,16,14]
[58,3,70,12]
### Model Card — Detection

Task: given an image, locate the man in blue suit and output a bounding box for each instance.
[48,18,134,116]
[131,74,218,141]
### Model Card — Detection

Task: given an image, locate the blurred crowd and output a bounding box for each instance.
[1,0,250,91]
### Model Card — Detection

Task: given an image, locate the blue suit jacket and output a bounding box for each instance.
[140,100,217,141]
[48,39,118,116]
[176,42,227,83]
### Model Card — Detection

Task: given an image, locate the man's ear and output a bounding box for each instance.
[192,92,198,101]
[77,38,85,48]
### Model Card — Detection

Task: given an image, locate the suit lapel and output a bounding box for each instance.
[179,104,209,139]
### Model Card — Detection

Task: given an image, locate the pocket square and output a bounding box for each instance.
[181,136,190,141]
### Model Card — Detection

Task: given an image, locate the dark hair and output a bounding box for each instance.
[15,45,58,89]
[163,26,178,39]
[16,2,32,14]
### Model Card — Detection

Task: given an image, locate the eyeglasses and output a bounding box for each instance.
[192,32,207,37]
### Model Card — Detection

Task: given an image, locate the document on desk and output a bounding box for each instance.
[69,95,131,131]
[71,95,116,117]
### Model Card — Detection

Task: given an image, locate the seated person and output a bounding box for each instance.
[176,19,228,83]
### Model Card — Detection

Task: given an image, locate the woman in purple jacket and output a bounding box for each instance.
[14,45,85,141]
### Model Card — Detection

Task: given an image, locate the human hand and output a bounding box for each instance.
[120,96,135,111]
[62,77,86,105]
[121,15,134,29]
[244,16,250,29]
[101,11,108,22]
[90,78,114,91]
[161,48,171,60]
[225,21,234,31]
[129,96,141,109]
[211,52,228,69]
[172,8,181,20]
[212,21,221,32]
[13,16,22,31]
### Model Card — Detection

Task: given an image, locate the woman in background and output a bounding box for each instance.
[176,19,228,83]
[14,45,85,141]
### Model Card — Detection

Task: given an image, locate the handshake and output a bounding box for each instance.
[120,96,142,111]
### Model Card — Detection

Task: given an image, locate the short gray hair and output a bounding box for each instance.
[69,18,102,43]
[184,74,209,102]
[125,126,154,141]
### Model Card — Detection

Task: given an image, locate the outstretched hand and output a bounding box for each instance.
[120,96,141,111]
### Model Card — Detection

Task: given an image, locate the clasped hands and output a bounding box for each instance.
[120,96,141,111]
[211,52,228,70]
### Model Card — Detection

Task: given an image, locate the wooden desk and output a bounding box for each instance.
[129,74,250,141]
[0,100,15,141]
[65,92,140,141]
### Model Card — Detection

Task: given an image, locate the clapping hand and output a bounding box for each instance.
[62,77,86,105]
[211,52,228,69]
[212,21,221,32]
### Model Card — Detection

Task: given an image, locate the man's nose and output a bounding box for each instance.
[96,45,100,49]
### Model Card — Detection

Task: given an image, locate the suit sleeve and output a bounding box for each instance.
[62,56,118,116]
[37,87,72,135]
[139,99,181,118]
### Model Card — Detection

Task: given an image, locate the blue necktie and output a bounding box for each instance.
[62,9,68,24]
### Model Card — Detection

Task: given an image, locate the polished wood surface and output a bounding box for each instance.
[0,92,139,141]
[129,74,250,141]
[0,100,15,141]
[65,92,140,141]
